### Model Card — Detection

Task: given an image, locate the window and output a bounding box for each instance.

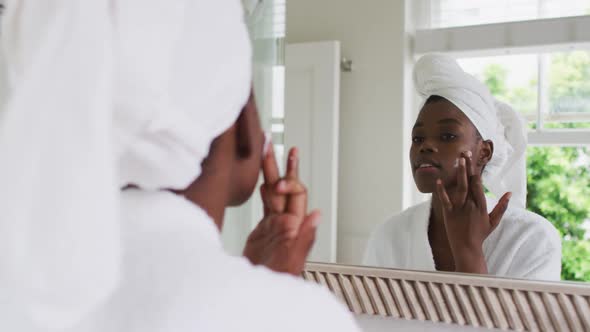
[458,51,590,132]
[420,0,590,28]
[246,0,287,168]
[458,54,538,122]
[222,0,287,256]
[457,51,590,281]
[271,66,286,172]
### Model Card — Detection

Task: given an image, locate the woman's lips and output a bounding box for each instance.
[415,163,440,173]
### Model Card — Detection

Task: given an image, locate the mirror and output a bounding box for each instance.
[225,0,590,285]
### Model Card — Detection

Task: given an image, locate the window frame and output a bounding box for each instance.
[413,15,590,146]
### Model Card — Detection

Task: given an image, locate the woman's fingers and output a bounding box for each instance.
[489,192,511,229]
[279,181,307,219]
[463,151,474,178]
[462,151,486,209]
[291,210,320,272]
[260,183,285,215]
[261,143,287,214]
[285,147,299,180]
[470,173,487,210]
[262,145,308,218]
[436,179,453,211]
[275,178,307,195]
[453,157,469,206]
[262,142,281,184]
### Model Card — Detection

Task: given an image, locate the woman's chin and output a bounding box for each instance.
[416,186,435,194]
[414,180,437,194]
[413,170,444,194]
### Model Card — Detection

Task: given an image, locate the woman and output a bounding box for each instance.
[0,1,359,331]
[363,54,561,281]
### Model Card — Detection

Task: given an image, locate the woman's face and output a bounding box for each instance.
[410,98,491,193]
[229,91,265,206]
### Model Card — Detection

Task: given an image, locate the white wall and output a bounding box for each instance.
[287,0,416,264]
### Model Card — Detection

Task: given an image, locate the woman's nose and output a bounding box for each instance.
[420,140,438,153]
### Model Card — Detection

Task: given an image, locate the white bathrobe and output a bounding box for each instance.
[3,190,360,331]
[363,198,562,281]
[95,190,360,332]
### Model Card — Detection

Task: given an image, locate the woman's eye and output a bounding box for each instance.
[412,136,424,143]
[440,133,457,141]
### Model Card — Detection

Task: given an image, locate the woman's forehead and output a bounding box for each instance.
[415,100,473,127]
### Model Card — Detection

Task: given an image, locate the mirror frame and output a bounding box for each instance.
[303,262,590,331]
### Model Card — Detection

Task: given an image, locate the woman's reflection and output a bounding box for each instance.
[363,54,561,281]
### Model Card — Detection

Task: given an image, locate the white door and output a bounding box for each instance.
[285,41,340,263]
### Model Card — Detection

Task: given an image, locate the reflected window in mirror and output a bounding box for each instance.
[459,52,590,282]
[270,66,286,173]
[418,0,590,28]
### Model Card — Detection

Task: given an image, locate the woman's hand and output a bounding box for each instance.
[434,151,511,274]
[243,145,320,276]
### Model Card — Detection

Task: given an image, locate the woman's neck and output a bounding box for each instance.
[430,194,445,229]
[428,193,456,271]
[174,171,231,231]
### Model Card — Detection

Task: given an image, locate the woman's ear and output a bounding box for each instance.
[478,140,494,167]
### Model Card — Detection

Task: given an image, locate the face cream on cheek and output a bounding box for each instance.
[453,151,473,168]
